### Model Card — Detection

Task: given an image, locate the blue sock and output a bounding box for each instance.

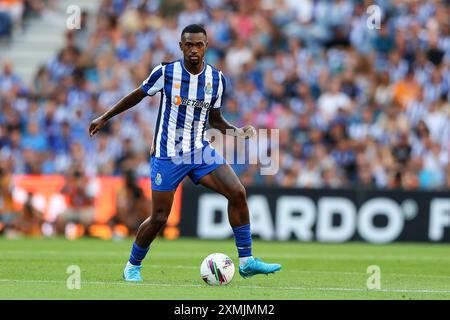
[129,242,149,266]
[232,224,252,258]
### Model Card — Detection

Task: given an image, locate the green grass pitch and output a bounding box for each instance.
[0,237,449,300]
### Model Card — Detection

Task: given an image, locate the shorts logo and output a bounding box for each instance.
[155,172,162,185]
[204,82,213,95]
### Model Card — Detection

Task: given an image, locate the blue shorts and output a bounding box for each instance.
[150,144,226,191]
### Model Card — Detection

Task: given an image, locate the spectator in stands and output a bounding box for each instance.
[9,191,42,237]
[0,11,12,38]
[109,170,150,237]
[392,68,421,109]
[0,0,449,193]
[0,165,17,233]
[297,156,323,188]
[445,166,450,189]
[21,121,48,153]
[317,78,352,124]
[54,167,96,235]
[0,0,24,36]
[0,60,22,97]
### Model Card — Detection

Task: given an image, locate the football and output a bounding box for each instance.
[200,253,235,286]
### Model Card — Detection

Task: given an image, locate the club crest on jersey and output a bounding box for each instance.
[155,172,162,185]
[204,82,213,95]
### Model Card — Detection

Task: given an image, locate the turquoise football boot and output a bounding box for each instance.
[123,261,143,282]
[239,257,282,278]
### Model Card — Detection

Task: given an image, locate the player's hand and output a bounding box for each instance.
[236,125,257,139]
[88,117,108,137]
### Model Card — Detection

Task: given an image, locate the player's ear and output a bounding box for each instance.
[179,41,183,51]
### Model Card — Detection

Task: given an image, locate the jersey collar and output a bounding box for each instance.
[180,58,206,77]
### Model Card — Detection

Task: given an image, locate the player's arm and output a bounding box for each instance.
[208,72,256,139]
[209,108,256,138]
[89,64,164,137]
[89,88,147,136]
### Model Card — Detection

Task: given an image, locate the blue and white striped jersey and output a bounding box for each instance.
[141,59,226,158]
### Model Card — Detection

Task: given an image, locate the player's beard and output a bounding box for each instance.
[189,56,201,65]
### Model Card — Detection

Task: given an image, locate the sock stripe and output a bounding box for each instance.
[232,224,252,258]
[129,242,149,266]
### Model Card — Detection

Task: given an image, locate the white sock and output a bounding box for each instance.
[239,256,253,267]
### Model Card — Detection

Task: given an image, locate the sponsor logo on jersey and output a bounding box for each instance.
[172,95,210,109]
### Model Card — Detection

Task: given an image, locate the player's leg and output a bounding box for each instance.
[124,156,188,282]
[193,162,281,278]
[196,163,249,227]
[135,190,175,248]
[123,190,176,282]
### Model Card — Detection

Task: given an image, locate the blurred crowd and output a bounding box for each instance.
[0,0,57,39]
[0,163,150,238]
[0,0,450,201]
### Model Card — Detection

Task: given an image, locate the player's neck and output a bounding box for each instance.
[182,58,204,75]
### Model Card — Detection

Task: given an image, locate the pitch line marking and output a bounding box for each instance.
[1,279,450,294]
[105,264,450,280]
[3,250,450,262]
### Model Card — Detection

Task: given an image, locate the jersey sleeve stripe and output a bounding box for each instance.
[213,71,224,108]
[220,72,226,96]
[141,64,164,96]
[211,70,221,108]
[157,63,174,157]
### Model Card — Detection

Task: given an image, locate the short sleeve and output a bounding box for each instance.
[212,72,227,108]
[141,64,164,96]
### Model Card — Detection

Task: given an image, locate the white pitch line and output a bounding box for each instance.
[2,250,450,261]
[0,279,202,288]
[283,269,450,280]
[106,264,450,280]
[1,279,450,294]
[2,261,450,281]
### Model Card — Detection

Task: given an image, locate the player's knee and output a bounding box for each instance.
[230,184,247,205]
[150,209,170,226]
